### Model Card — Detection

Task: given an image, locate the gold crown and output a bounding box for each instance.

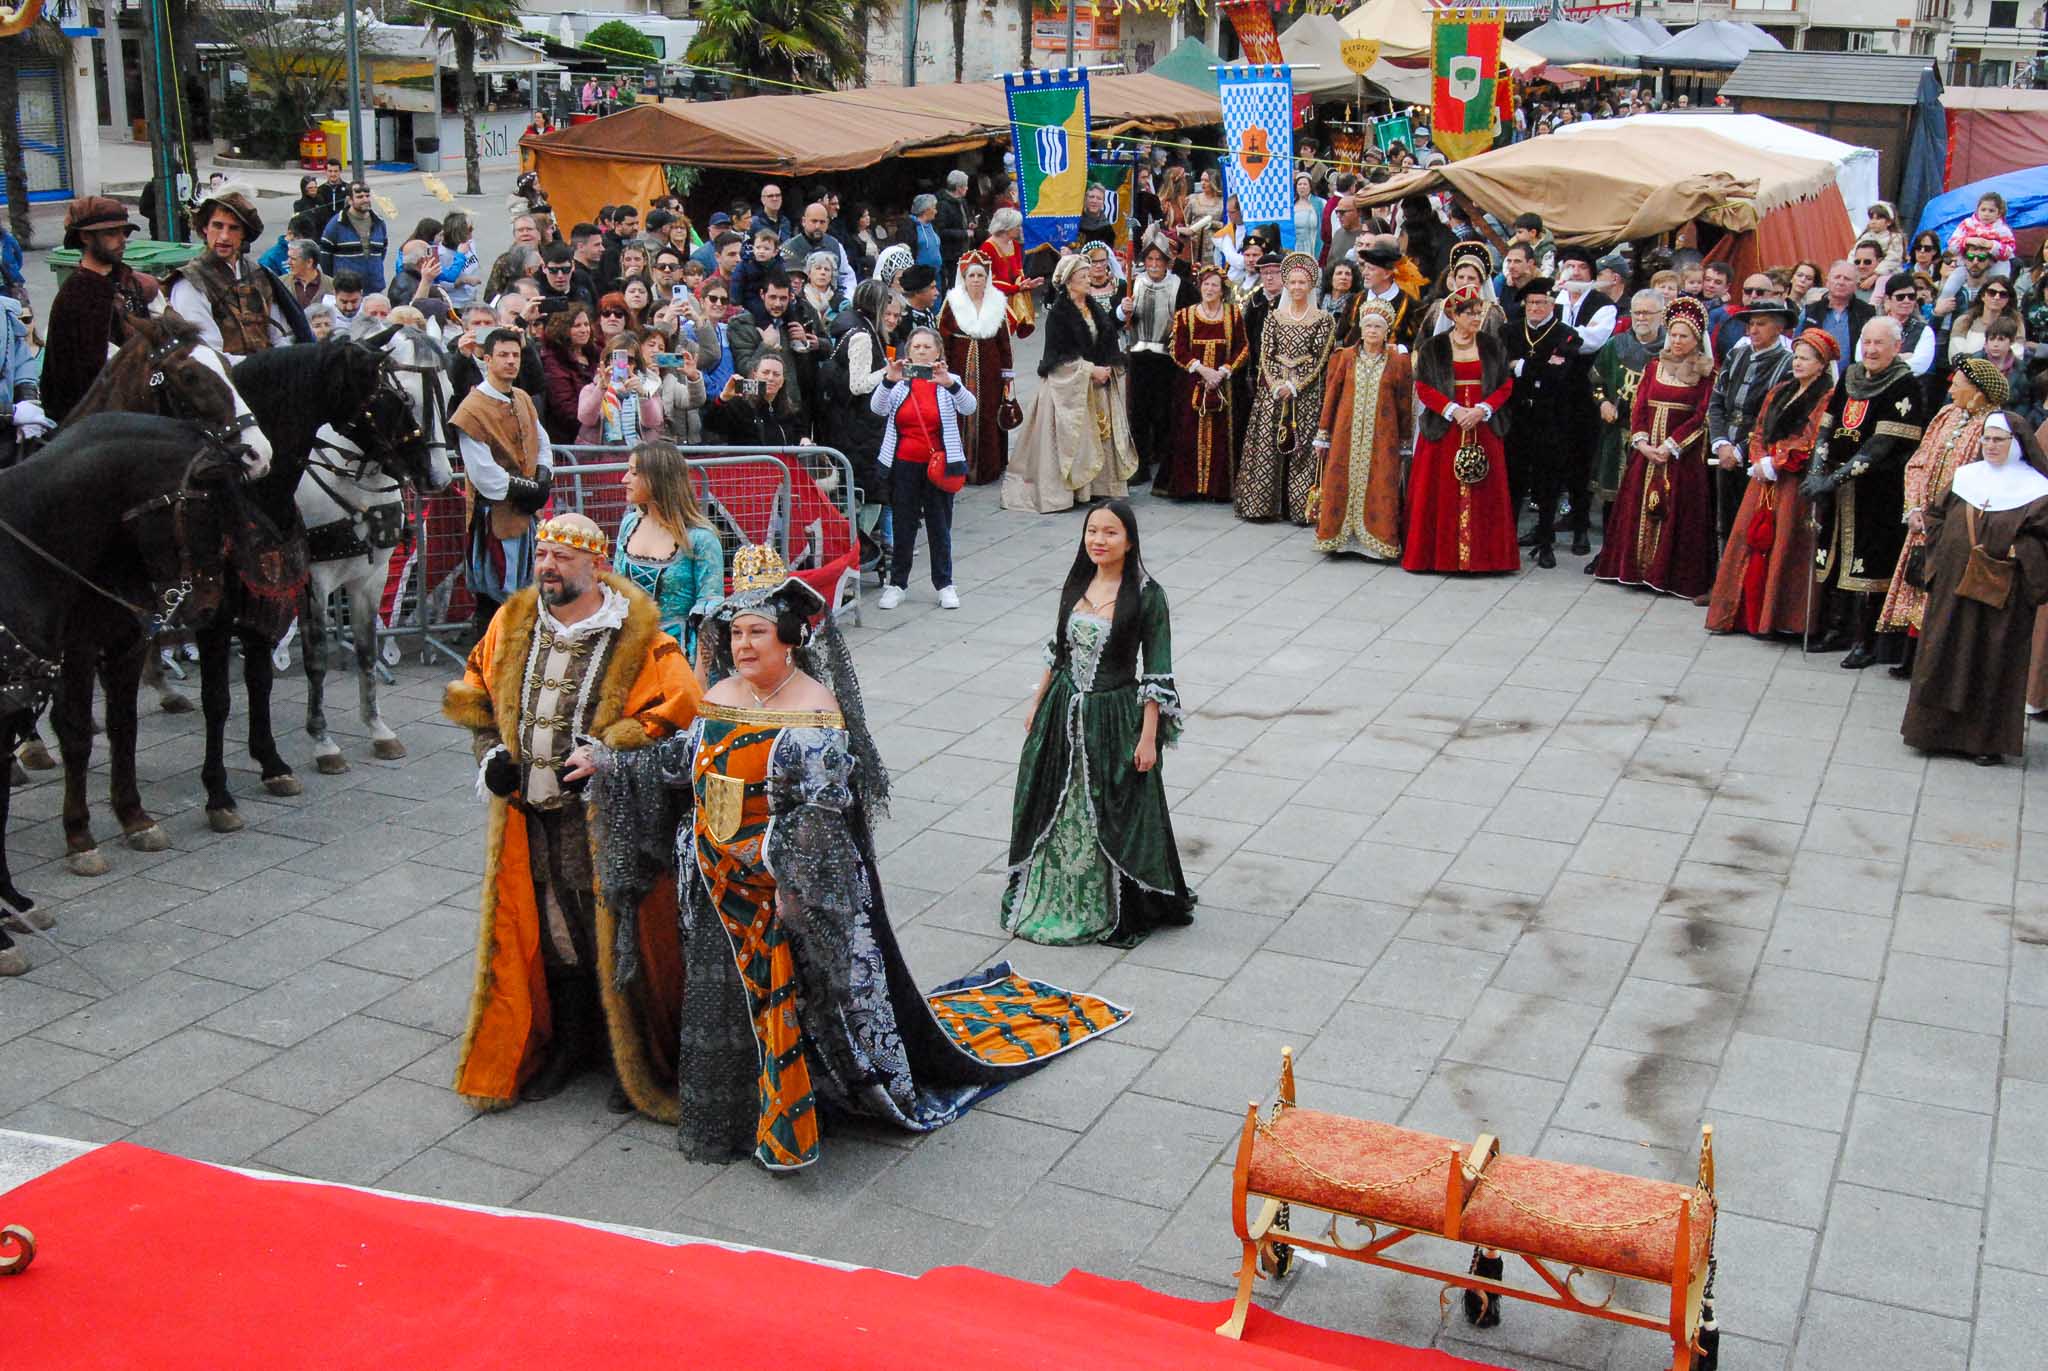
[729,543,791,595]
[535,515,608,557]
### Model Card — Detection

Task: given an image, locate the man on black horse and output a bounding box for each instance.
[43,197,158,425]
[165,182,312,357]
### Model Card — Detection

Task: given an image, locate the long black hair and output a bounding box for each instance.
[1055,499,1148,675]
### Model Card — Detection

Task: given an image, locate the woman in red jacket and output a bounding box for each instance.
[538,303,598,445]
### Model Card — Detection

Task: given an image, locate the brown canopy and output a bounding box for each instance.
[524,74,1219,177]
[1352,124,1841,247]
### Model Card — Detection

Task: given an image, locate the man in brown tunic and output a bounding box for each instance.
[43,196,156,422]
[451,328,553,631]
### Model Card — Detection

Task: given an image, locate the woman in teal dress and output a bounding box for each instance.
[612,440,725,662]
[578,545,1130,1171]
[1004,500,1196,947]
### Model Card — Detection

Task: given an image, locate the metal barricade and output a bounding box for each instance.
[399,444,861,669]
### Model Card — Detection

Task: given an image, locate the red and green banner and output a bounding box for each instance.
[1431,7,1503,163]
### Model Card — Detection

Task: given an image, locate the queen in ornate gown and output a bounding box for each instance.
[581,546,1129,1171]
[1404,286,1518,574]
[1236,252,1336,524]
[1593,297,1716,598]
[1161,264,1247,501]
[1004,503,1195,948]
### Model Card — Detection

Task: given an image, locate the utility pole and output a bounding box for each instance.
[343,0,367,180]
[139,0,179,240]
[1066,0,1077,65]
[904,0,920,85]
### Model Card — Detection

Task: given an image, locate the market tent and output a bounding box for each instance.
[1553,110,1882,229]
[1337,0,1545,103]
[1277,12,1375,99]
[1580,15,1667,59]
[1620,16,1674,47]
[1349,121,1852,273]
[1640,20,1783,70]
[525,73,1221,225]
[1149,35,1223,98]
[1516,20,1626,66]
[1915,166,2048,244]
[1941,88,2048,188]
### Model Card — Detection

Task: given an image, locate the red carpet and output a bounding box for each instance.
[0,1143,1503,1370]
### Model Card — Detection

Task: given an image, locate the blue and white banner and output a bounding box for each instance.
[1005,66,1093,254]
[1218,64,1296,249]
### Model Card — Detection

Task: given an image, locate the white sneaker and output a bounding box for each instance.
[937,586,960,610]
[878,585,904,610]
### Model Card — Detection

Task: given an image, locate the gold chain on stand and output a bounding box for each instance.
[1252,1122,1452,1197]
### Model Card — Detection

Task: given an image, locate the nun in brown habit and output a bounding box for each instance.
[1903,410,2048,764]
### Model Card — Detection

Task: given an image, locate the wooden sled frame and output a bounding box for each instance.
[1217,1049,1718,1371]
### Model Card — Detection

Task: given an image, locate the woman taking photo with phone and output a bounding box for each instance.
[641,329,708,443]
[1003,500,1194,948]
[872,326,974,610]
[707,354,805,447]
[577,332,663,445]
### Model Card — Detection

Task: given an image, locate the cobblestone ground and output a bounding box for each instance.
[2,484,2041,1371]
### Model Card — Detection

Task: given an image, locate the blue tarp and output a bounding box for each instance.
[1899,69,1949,236]
[1915,165,2048,244]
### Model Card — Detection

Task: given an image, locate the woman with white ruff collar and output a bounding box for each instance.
[937,248,1014,485]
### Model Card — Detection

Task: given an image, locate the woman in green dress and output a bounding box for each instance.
[578,545,1129,1171]
[1003,501,1196,947]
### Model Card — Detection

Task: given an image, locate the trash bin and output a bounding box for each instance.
[48,239,198,286]
[319,118,349,167]
[413,136,439,172]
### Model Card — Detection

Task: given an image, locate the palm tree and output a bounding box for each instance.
[688,0,867,91]
[427,0,524,196]
[0,12,66,248]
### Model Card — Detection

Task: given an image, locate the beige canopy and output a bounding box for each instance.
[524,73,1219,177]
[1350,122,1841,245]
[1338,0,1547,103]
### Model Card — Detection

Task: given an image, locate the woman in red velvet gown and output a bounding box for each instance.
[981,212,1042,340]
[1405,286,1518,573]
[1161,265,1248,501]
[1594,296,1717,598]
[1707,328,1840,637]
[939,250,1016,485]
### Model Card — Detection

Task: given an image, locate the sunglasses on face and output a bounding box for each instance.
[545,264,571,274]
[704,294,728,304]
[601,309,625,318]
[1744,288,1769,298]
[1985,287,2012,297]
[1965,253,1992,262]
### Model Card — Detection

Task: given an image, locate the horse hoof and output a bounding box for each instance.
[65,849,112,878]
[371,738,408,761]
[315,754,350,775]
[0,947,26,976]
[2,905,53,931]
[8,761,25,788]
[159,694,196,715]
[125,825,170,853]
[207,807,244,834]
[15,740,54,771]
[263,775,303,797]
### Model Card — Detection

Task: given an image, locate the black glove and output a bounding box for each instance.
[1799,464,1839,502]
[482,749,519,797]
[504,466,552,514]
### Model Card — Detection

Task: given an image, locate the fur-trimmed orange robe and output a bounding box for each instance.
[441,574,702,1119]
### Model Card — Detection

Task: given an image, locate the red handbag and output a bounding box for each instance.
[927,449,966,494]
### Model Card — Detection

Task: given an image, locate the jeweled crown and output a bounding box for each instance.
[729,543,792,595]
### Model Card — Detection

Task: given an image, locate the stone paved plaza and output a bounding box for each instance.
[1,483,2041,1371]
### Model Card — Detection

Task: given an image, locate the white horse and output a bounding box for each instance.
[296,327,454,772]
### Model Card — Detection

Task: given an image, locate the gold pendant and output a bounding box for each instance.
[702,770,746,844]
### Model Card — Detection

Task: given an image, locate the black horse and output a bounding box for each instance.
[189,340,398,831]
[0,415,255,970]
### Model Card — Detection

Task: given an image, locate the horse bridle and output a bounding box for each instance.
[116,445,245,626]
[303,383,426,539]
[146,334,263,454]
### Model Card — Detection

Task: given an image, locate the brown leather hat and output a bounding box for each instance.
[62,195,141,249]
